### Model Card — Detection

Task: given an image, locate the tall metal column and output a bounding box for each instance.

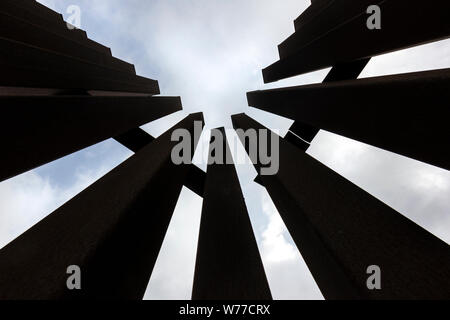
[0,37,159,93]
[0,95,181,182]
[192,128,272,300]
[264,0,450,82]
[0,11,135,74]
[232,113,450,299]
[248,68,450,171]
[0,113,204,299]
[284,58,370,147]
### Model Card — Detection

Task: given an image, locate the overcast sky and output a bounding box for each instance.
[0,0,448,300]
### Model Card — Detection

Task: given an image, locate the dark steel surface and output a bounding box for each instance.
[192,128,272,300]
[0,95,181,182]
[232,113,450,299]
[248,68,450,171]
[0,113,204,299]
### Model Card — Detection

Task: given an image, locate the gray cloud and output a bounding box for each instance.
[0,0,444,300]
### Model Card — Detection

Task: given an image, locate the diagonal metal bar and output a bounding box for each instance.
[183,164,206,198]
[114,127,155,153]
[192,127,272,300]
[0,113,204,299]
[248,68,450,171]
[0,11,134,74]
[287,58,370,146]
[264,0,450,82]
[0,95,181,182]
[232,113,450,299]
[0,37,158,93]
[0,1,109,54]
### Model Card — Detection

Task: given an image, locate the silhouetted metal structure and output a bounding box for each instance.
[0,0,209,299]
[192,128,272,300]
[0,0,449,300]
[248,69,450,171]
[0,114,204,299]
[239,0,450,299]
[232,114,450,299]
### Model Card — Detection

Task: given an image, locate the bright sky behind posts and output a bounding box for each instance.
[0,0,449,299]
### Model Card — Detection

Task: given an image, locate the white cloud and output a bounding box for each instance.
[361,38,450,78]
[144,187,203,300]
[26,0,450,301]
[258,191,324,300]
[37,0,309,129]
[226,129,323,299]
[308,131,450,245]
[0,171,57,249]
[260,193,297,263]
[0,166,105,249]
[0,140,132,249]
